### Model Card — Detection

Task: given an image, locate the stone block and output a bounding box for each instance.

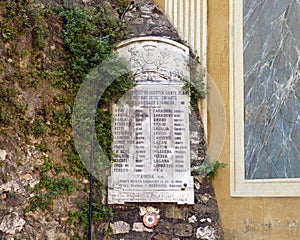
[174,223,193,237]
[110,221,130,234]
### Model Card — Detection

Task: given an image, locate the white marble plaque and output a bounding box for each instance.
[108,37,194,204]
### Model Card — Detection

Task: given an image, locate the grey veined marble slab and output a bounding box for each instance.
[244,0,300,179]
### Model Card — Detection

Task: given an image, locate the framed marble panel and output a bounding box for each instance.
[230,0,300,196]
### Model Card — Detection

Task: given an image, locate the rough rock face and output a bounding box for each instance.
[0,141,72,239]
[0,212,26,235]
[122,0,181,42]
[0,142,40,239]
[103,1,223,240]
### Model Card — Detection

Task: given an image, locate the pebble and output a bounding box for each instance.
[196,226,216,240]
[194,181,201,190]
[174,223,193,237]
[132,222,144,232]
[139,206,160,216]
[153,234,172,240]
[188,215,198,223]
[132,18,144,25]
[200,218,212,223]
[0,213,26,235]
[0,150,7,161]
[110,221,130,234]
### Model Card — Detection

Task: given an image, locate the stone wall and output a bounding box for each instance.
[122,0,181,42]
[104,1,223,239]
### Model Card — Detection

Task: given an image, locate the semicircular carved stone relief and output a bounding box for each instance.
[117,37,189,83]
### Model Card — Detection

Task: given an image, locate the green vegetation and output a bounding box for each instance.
[67,185,113,239]
[96,72,135,159]
[29,118,48,138]
[63,139,89,177]
[53,2,127,94]
[193,157,227,179]
[0,0,131,236]
[28,174,76,212]
[68,199,112,227]
[0,84,26,126]
[183,56,207,110]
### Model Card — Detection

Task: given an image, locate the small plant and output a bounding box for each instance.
[34,155,53,174]
[29,193,53,211]
[67,183,111,238]
[30,118,47,138]
[0,22,18,40]
[31,10,47,51]
[63,140,89,178]
[0,84,27,126]
[35,139,50,153]
[182,56,207,110]
[38,174,76,195]
[68,202,112,227]
[116,0,133,18]
[193,157,227,179]
[29,174,75,211]
[104,224,113,235]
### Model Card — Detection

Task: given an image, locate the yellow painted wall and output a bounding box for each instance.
[154,0,165,12]
[154,0,300,239]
